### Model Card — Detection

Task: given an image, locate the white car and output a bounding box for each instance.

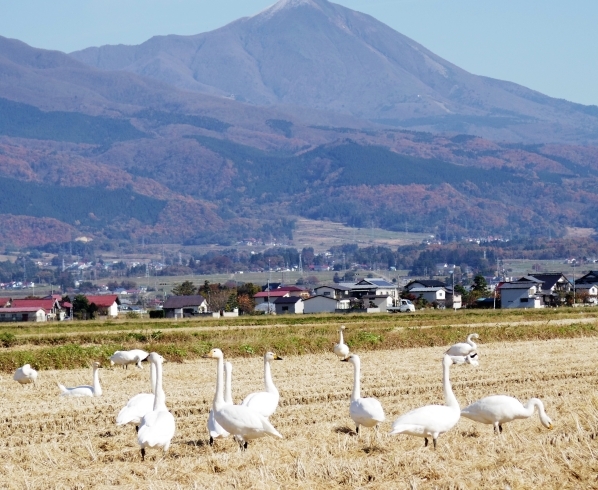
[388,299,416,313]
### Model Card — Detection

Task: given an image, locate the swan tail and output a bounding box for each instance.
[261,418,283,438]
[388,423,420,436]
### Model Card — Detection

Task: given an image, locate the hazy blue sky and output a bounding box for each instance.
[2,0,597,106]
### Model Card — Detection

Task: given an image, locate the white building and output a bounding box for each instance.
[499,282,542,309]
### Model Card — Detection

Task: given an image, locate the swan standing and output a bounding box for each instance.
[461,395,553,433]
[57,362,102,397]
[333,325,350,360]
[445,333,479,357]
[137,352,176,460]
[116,358,157,432]
[110,349,149,369]
[389,355,461,448]
[241,352,283,418]
[208,361,233,445]
[204,348,282,450]
[14,364,38,386]
[341,354,385,435]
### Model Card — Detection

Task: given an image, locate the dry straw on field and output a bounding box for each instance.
[0,337,597,489]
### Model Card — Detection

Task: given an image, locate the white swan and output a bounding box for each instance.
[341,354,385,435]
[461,395,553,433]
[204,348,282,450]
[445,333,479,357]
[116,358,157,432]
[333,325,350,360]
[241,352,283,418]
[208,361,233,445]
[14,364,38,386]
[110,349,149,369]
[449,352,479,367]
[57,362,102,397]
[389,354,461,448]
[137,352,176,460]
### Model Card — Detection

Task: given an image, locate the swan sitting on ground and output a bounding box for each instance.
[341,354,385,435]
[110,349,149,369]
[116,358,157,432]
[445,333,479,357]
[204,348,282,450]
[57,362,102,397]
[14,364,38,386]
[137,352,176,460]
[389,354,461,448]
[241,352,283,418]
[208,361,233,445]
[333,325,350,360]
[461,395,553,433]
[449,352,479,367]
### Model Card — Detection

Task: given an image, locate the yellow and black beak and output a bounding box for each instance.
[275,355,283,361]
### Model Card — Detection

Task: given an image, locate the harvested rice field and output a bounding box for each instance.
[1,336,597,489]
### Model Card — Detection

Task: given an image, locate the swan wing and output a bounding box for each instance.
[207,409,229,439]
[116,393,155,426]
[461,395,522,424]
[390,405,460,435]
[350,398,385,426]
[216,405,282,439]
[59,385,94,397]
[138,410,176,449]
[445,343,474,356]
[241,391,279,418]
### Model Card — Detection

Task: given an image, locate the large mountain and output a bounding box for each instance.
[2,7,598,249]
[70,0,598,144]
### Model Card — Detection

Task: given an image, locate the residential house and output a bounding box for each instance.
[574,284,598,304]
[303,295,350,314]
[498,282,542,309]
[408,287,446,306]
[0,297,11,308]
[516,273,572,307]
[575,271,598,286]
[444,287,462,309]
[274,296,304,315]
[276,285,310,299]
[313,284,353,300]
[253,290,290,304]
[85,295,120,318]
[0,307,47,322]
[405,280,447,291]
[11,298,62,320]
[162,295,208,319]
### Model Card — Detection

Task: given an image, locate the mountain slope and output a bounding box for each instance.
[70,0,598,144]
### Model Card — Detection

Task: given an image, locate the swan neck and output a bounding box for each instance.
[351,358,361,402]
[213,356,225,411]
[525,398,544,418]
[93,366,102,396]
[149,361,156,394]
[152,361,167,411]
[442,360,459,409]
[339,329,345,345]
[467,335,477,349]
[224,363,233,405]
[264,358,277,394]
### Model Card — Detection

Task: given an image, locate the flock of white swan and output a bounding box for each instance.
[11,327,552,460]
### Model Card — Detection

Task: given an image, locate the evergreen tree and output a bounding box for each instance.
[172,280,197,296]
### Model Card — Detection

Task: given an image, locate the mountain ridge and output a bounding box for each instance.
[69,0,598,144]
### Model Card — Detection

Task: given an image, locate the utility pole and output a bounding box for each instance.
[573,259,575,306]
[267,258,271,315]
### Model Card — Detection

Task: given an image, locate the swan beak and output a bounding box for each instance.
[275,355,283,360]
[547,423,553,430]
[340,358,349,362]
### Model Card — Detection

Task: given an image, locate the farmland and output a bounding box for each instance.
[1,311,598,488]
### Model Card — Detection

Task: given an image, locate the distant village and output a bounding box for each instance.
[1,268,596,322]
